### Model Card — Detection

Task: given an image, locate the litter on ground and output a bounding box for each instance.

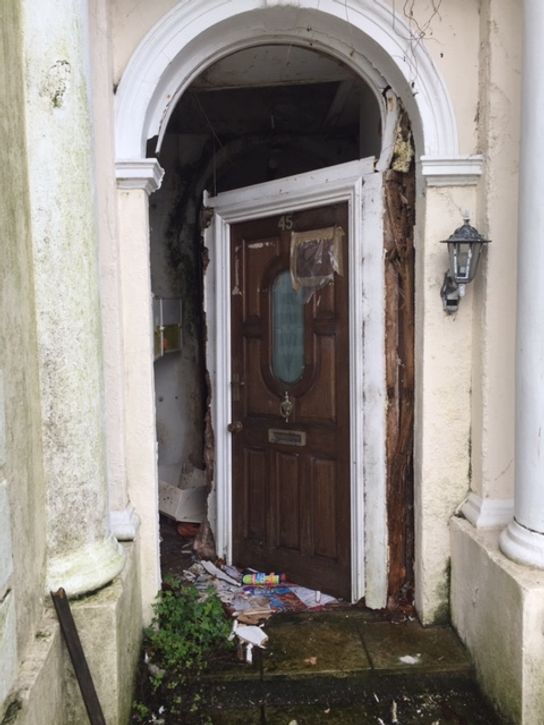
[181,560,340,660]
[183,560,338,616]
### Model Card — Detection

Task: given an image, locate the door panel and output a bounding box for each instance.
[230,202,350,598]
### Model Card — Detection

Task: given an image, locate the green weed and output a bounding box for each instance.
[132,576,233,723]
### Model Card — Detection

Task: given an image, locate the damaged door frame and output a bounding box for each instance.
[203,158,388,607]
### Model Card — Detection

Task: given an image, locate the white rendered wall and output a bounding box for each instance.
[414,183,477,622]
[117,187,161,621]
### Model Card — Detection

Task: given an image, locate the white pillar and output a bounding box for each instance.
[500,0,544,567]
[22,0,125,594]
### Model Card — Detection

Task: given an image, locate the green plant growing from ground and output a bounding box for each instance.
[132,576,234,723]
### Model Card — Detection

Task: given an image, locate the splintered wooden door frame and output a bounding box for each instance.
[203,158,387,607]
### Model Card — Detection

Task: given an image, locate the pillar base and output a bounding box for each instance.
[47,535,125,596]
[499,518,544,569]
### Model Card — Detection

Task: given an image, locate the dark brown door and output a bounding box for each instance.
[230,202,351,599]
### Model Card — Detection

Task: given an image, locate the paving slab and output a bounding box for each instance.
[263,616,370,678]
[359,620,472,673]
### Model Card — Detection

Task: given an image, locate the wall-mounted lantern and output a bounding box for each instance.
[440,212,490,313]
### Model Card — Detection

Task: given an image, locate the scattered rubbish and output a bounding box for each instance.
[289,586,337,608]
[158,476,206,522]
[181,559,340,665]
[373,693,380,703]
[144,652,165,680]
[201,560,241,587]
[242,572,287,585]
[230,620,268,663]
[230,621,268,649]
[391,699,398,723]
[237,611,273,626]
[240,585,308,613]
[399,653,422,665]
[303,656,318,666]
[183,561,339,616]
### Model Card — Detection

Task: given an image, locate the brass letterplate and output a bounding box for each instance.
[268,429,306,446]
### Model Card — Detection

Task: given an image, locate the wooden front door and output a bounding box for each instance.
[230,202,351,599]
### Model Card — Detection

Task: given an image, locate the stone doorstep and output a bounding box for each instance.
[203,618,498,724]
[207,677,502,725]
[207,670,479,704]
[203,611,473,685]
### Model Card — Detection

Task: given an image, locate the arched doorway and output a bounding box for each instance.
[150,41,413,606]
[113,0,465,617]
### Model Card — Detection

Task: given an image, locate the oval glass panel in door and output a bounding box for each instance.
[272,271,304,384]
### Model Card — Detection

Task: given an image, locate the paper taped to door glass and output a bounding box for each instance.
[290,225,344,302]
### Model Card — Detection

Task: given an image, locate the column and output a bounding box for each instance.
[500,0,544,567]
[116,160,164,621]
[22,0,124,594]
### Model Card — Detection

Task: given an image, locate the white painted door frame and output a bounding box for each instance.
[204,159,387,607]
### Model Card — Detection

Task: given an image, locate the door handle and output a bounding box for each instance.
[228,421,243,433]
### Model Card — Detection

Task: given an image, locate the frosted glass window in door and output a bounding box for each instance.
[272,271,304,383]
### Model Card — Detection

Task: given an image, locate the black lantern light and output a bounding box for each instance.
[440,212,490,313]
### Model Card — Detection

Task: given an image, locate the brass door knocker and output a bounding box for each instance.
[280,391,294,422]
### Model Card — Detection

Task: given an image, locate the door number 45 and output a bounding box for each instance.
[277,214,293,231]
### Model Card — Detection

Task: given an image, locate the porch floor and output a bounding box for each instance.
[158,517,503,723]
[203,609,503,723]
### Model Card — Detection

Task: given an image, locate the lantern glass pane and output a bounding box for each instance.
[449,241,482,284]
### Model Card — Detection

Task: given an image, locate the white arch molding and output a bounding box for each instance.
[115,0,464,163]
